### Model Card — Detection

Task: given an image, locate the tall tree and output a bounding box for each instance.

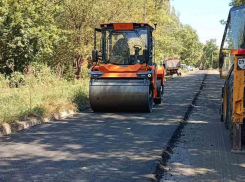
[0,0,64,74]
[178,25,203,66]
[201,39,219,69]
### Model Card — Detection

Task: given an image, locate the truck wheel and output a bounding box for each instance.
[225,70,234,139]
[221,87,224,122]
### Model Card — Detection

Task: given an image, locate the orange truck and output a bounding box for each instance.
[89,23,165,112]
[164,57,181,76]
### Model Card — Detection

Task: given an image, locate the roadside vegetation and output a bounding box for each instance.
[0,0,238,123]
[0,64,89,123]
[198,39,219,70]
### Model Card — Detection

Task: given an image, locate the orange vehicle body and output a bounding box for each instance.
[91,63,165,98]
[89,23,165,112]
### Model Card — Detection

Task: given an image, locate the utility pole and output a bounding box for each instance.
[143,3,146,22]
[211,49,213,69]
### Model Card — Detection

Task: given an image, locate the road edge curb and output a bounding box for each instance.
[0,105,90,137]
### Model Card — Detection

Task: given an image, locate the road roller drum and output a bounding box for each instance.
[89,22,165,112]
[89,79,153,112]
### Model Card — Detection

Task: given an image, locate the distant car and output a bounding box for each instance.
[189,66,194,71]
[181,63,187,69]
[180,64,194,71]
[181,64,189,70]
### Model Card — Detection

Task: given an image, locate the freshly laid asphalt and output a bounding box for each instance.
[0,71,207,182]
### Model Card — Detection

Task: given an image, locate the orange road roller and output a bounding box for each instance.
[89,23,165,112]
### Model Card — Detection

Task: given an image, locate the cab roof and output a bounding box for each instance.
[100,23,154,30]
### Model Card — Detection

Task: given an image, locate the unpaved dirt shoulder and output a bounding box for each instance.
[161,70,245,182]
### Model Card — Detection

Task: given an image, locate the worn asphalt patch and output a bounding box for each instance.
[153,73,207,182]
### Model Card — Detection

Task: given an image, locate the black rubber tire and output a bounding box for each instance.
[221,105,224,122]
[225,69,234,139]
[220,87,224,122]
[161,85,164,96]
[154,80,163,104]
[154,98,161,104]
[147,89,153,113]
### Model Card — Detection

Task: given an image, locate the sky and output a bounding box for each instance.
[170,0,231,46]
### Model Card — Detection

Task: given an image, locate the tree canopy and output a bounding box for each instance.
[230,0,245,6]
[0,0,205,76]
[199,39,219,69]
[0,0,64,74]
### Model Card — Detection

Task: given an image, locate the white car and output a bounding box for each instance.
[189,66,194,71]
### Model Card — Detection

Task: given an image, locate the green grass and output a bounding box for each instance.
[0,71,89,124]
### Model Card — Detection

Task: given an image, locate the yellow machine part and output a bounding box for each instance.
[233,56,245,125]
[232,56,245,151]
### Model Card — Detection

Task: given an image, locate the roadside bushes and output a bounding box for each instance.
[8,72,25,88]
[0,64,89,124]
[0,74,8,89]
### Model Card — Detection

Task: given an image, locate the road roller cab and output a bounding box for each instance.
[89,23,165,112]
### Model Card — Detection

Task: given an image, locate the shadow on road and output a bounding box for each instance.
[0,71,207,182]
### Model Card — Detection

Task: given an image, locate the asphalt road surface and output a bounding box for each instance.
[162,70,245,182]
[0,70,207,182]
